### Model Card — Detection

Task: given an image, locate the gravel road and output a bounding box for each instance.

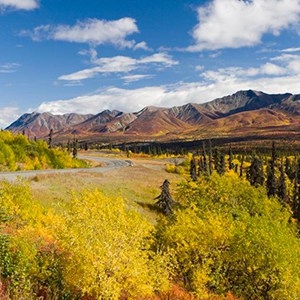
[0,155,131,182]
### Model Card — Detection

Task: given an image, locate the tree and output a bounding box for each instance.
[190,157,198,181]
[266,142,277,197]
[277,162,287,205]
[240,155,244,178]
[219,153,226,175]
[155,179,176,215]
[247,157,264,187]
[285,157,294,180]
[48,129,53,149]
[228,145,234,170]
[72,139,78,159]
[202,141,208,174]
[213,148,220,172]
[208,140,213,176]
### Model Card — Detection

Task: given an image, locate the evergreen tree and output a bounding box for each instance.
[190,157,198,181]
[154,179,176,215]
[219,153,226,175]
[285,157,294,180]
[202,141,208,174]
[277,162,287,204]
[208,140,213,176]
[67,139,71,153]
[228,145,234,170]
[73,139,78,159]
[213,148,220,172]
[198,157,204,175]
[240,155,244,178]
[247,157,264,187]
[48,129,53,149]
[266,142,277,197]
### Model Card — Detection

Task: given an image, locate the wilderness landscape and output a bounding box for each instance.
[2,0,300,299]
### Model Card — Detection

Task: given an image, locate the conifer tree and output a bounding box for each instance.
[208,140,213,176]
[67,139,71,153]
[219,153,226,175]
[266,142,277,197]
[190,157,198,181]
[198,157,204,175]
[247,157,264,187]
[48,129,53,149]
[277,162,287,204]
[73,139,78,159]
[228,145,234,170]
[285,157,294,180]
[213,148,220,172]
[154,179,176,215]
[202,141,208,174]
[240,155,244,178]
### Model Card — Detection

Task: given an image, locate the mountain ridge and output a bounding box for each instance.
[7,90,300,142]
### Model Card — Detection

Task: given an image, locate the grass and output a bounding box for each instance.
[30,154,183,223]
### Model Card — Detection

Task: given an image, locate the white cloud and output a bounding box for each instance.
[122,74,154,83]
[188,0,300,51]
[271,53,300,73]
[0,0,38,10]
[0,107,21,128]
[21,18,140,48]
[133,41,152,51]
[281,47,300,52]
[58,52,178,81]
[36,71,300,116]
[0,63,21,73]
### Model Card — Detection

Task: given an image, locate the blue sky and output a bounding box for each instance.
[1,0,300,127]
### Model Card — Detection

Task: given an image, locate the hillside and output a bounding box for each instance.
[7,90,300,143]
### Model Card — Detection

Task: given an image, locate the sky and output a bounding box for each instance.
[1,0,300,127]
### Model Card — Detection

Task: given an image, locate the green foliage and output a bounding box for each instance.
[0,131,87,171]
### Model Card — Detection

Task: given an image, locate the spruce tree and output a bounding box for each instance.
[213,148,220,172]
[202,141,208,174]
[154,179,176,215]
[240,155,244,178]
[277,162,287,204]
[48,129,53,149]
[208,140,213,176]
[228,145,234,170]
[285,157,294,181]
[247,157,264,187]
[219,153,226,175]
[266,142,277,197]
[73,139,78,159]
[190,157,198,181]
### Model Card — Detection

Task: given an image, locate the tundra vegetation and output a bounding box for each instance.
[0,131,87,171]
[0,134,300,299]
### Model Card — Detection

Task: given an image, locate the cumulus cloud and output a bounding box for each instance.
[0,107,21,128]
[58,52,178,81]
[36,71,300,115]
[188,0,300,51]
[21,18,141,48]
[0,0,38,10]
[133,41,152,51]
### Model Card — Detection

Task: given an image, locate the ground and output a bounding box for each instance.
[30,151,183,223]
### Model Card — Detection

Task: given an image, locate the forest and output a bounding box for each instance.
[0,132,300,299]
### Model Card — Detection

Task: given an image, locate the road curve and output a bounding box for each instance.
[0,155,131,182]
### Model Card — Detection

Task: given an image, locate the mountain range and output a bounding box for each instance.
[6,90,300,143]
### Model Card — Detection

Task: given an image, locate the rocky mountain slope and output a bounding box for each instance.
[6,90,300,142]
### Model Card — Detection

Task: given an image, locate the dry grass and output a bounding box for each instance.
[30,156,183,223]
